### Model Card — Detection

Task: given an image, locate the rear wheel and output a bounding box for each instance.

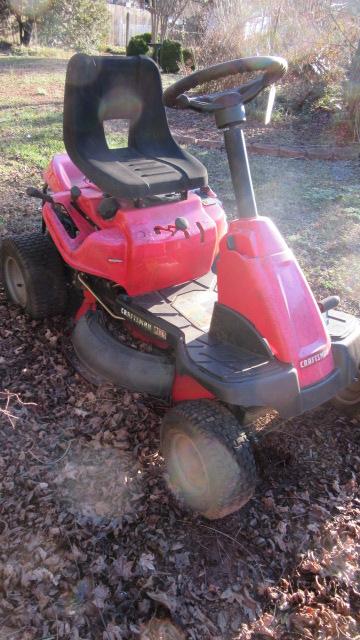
[332,376,360,418]
[160,400,257,520]
[1,232,67,319]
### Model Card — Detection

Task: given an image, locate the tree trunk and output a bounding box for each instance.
[347,39,360,140]
[16,15,34,46]
[21,19,34,46]
[159,16,168,42]
[151,13,159,42]
[150,1,159,42]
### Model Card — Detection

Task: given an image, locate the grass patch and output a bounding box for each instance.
[101,45,126,56]
[0,45,72,59]
[0,105,64,167]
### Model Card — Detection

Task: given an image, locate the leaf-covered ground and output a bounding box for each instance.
[0,56,360,640]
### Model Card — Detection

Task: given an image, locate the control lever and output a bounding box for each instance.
[26,187,54,204]
[175,217,189,233]
[318,296,340,313]
[70,186,82,201]
[154,217,190,238]
[97,196,119,220]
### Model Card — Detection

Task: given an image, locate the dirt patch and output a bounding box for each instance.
[167,110,360,160]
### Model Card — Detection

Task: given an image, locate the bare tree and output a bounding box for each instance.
[147,0,208,42]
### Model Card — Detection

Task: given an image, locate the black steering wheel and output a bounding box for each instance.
[163,56,287,113]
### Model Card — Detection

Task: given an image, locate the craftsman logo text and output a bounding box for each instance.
[299,350,328,369]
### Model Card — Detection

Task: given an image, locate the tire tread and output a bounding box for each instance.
[161,400,257,519]
[1,232,67,318]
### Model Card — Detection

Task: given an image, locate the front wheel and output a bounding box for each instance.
[160,400,257,520]
[331,376,360,418]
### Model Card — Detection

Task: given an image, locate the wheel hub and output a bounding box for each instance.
[170,433,209,495]
[4,256,27,307]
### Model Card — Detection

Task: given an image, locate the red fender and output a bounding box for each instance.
[217,217,334,388]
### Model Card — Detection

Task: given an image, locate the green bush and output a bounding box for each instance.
[103,45,126,56]
[126,35,149,56]
[142,32,152,45]
[159,40,183,73]
[37,0,109,53]
[183,47,195,71]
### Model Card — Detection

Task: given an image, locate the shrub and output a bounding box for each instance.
[103,45,126,56]
[159,39,182,73]
[142,32,152,45]
[126,35,149,56]
[182,47,195,71]
[37,0,109,53]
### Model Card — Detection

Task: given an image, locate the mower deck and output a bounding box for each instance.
[76,273,360,419]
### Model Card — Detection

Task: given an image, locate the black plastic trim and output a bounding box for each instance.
[176,340,300,417]
[210,302,273,358]
[332,322,360,387]
[175,311,360,418]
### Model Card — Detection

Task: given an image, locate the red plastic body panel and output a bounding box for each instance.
[44,153,94,191]
[217,217,334,388]
[172,374,214,401]
[43,155,227,296]
[44,153,336,398]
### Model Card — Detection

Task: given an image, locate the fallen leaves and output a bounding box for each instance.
[140,618,186,640]
[0,272,360,639]
[139,553,156,574]
[300,552,322,575]
[93,583,110,609]
[146,590,178,613]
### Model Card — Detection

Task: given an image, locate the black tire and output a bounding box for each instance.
[160,400,257,520]
[331,377,360,418]
[1,232,67,319]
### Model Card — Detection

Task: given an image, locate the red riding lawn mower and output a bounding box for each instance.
[2,54,360,520]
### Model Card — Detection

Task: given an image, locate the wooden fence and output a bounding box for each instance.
[108,4,151,48]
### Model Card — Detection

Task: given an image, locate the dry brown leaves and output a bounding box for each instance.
[0,285,360,639]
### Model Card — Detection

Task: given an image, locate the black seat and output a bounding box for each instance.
[63,54,207,200]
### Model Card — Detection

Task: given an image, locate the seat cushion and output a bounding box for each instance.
[63,54,207,200]
[79,146,207,199]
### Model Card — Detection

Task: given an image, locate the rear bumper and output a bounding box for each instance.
[296,315,360,418]
[177,309,360,419]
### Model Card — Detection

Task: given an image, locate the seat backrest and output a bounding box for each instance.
[63,53,181,164]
